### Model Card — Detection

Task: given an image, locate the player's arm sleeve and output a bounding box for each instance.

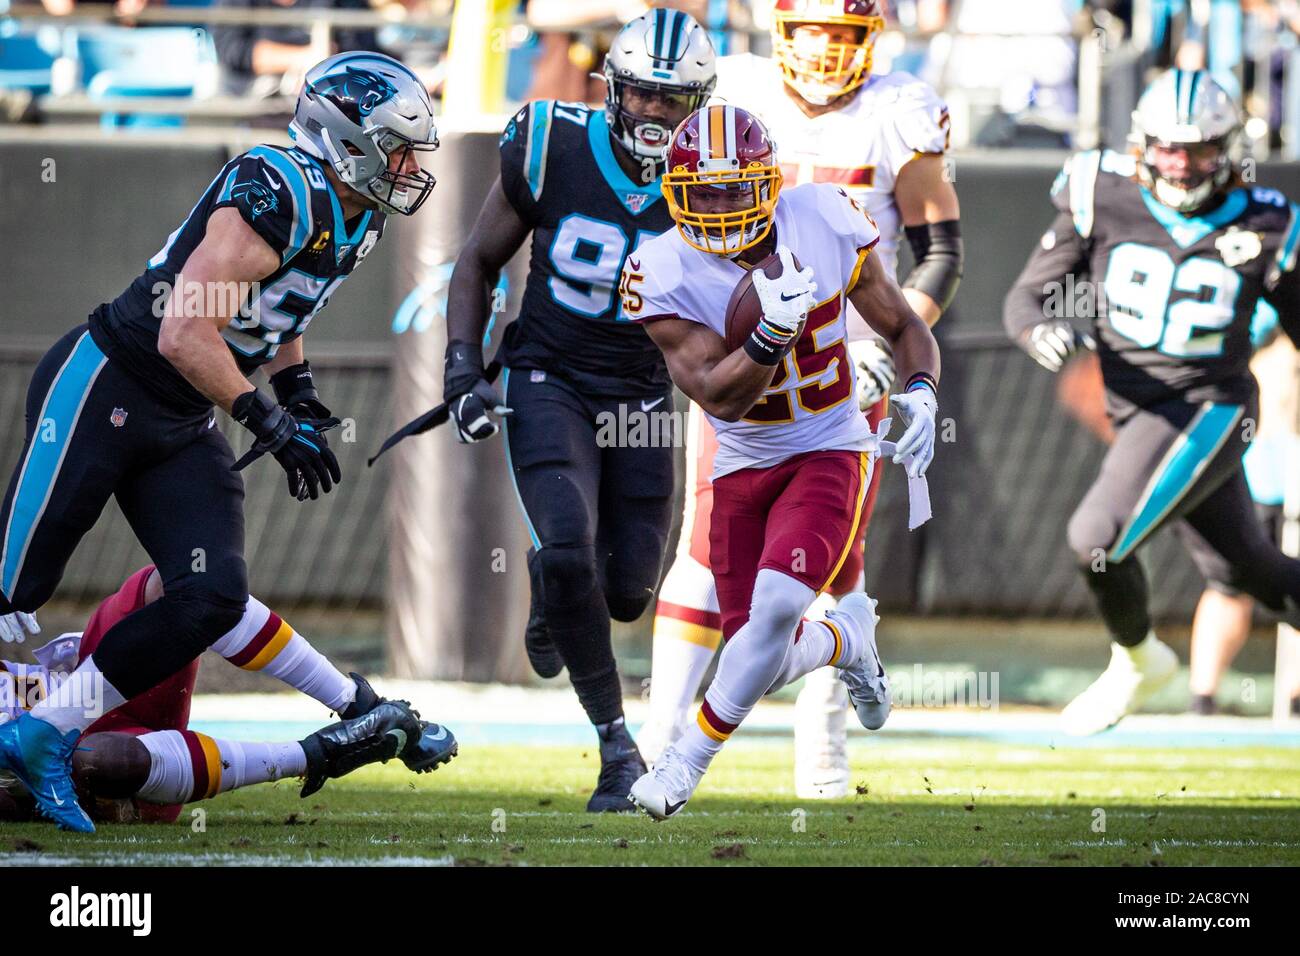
[1261,201,1300,347]
[1003,152,1100,341]
[209,151,315,262]
[1003,210,1091,342]
[498,101,554,224]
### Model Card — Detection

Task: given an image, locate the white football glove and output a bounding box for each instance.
[1022,320,1096,373]
[890,388,938,479]
[848,338,895,410]
[750,245,817,340]
[0,610,40,645]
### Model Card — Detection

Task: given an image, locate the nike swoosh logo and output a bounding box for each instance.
[263,169,283,190]
[628,258,641,271]
[207,416,216,430]
[780,292,803,301]
[664,798,686,816]
[49,786,64,807]
[387,728,408,754]
[641,397,665,412]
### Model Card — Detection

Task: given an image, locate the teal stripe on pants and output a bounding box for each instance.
[1,332,107,597]
[1108,402,1243,564]
[500,369,542,550]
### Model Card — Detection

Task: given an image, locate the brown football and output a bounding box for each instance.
[724,250,805,353]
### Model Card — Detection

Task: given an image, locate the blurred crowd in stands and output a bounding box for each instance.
[2,0,1300,153]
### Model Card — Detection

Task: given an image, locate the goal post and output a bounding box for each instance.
[442,0,516,121]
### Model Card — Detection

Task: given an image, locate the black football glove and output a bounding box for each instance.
[269,360,333,419]
[1020,320,1097,373]
[444,340,510,444]
[232,389,342,500]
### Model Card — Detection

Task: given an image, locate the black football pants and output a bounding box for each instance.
[503,367,675,725]
[0,325,247,697]
[1066,397,1300,645]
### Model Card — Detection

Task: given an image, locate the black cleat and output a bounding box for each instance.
[402,720,459,774]
[299,700,423,798]
[338,672,382,720]
[526,549,564,678]
[586,718,647,813]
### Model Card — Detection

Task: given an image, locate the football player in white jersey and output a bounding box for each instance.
[641,0,962,799]
[622,105,941,819]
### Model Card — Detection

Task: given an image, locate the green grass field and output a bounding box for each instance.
[5,738,1299,866]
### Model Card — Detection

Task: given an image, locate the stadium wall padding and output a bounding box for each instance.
[3,136,1299,676]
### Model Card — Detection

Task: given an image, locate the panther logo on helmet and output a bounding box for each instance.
[308,66,400,124]
[230,179,279,218]
[291,53,439,217]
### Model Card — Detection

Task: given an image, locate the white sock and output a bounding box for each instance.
[767,593,868,693]
[29,654,127,735]
[1118,632,1163,669]
[135,729,307,804]
[766,621,848,693]
[210,597,356,712]
[677,569,814,773]
[648,553,722,732]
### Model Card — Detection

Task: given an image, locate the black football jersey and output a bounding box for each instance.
[89,144,385,414]
[498,100,674,395]
[1005,148,1300,418]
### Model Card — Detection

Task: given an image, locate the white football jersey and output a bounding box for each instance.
[625,183,880,478]
[1,632,81,722]
[712,55,949,339]
[1,660,51,721]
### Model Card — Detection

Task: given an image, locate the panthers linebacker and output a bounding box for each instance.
[443,10,717,811]
[1004,69,1300,735]
[0,52,441,831]
[642,0,961,798]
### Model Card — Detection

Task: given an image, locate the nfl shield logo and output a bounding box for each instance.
[626,193,648,213]
[110,407,127,428]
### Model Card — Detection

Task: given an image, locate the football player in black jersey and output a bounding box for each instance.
[0,52,442,831]
[1004,69,1300,735]
[444,9,716,811]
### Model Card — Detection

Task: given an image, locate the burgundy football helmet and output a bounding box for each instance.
[660,104,783,256]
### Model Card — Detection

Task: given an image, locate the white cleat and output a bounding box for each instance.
[636,714,689,769]
[835,593,891,731]
[628,744,702,821]
[794,665,850,799]
[1060,636,1179,737]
